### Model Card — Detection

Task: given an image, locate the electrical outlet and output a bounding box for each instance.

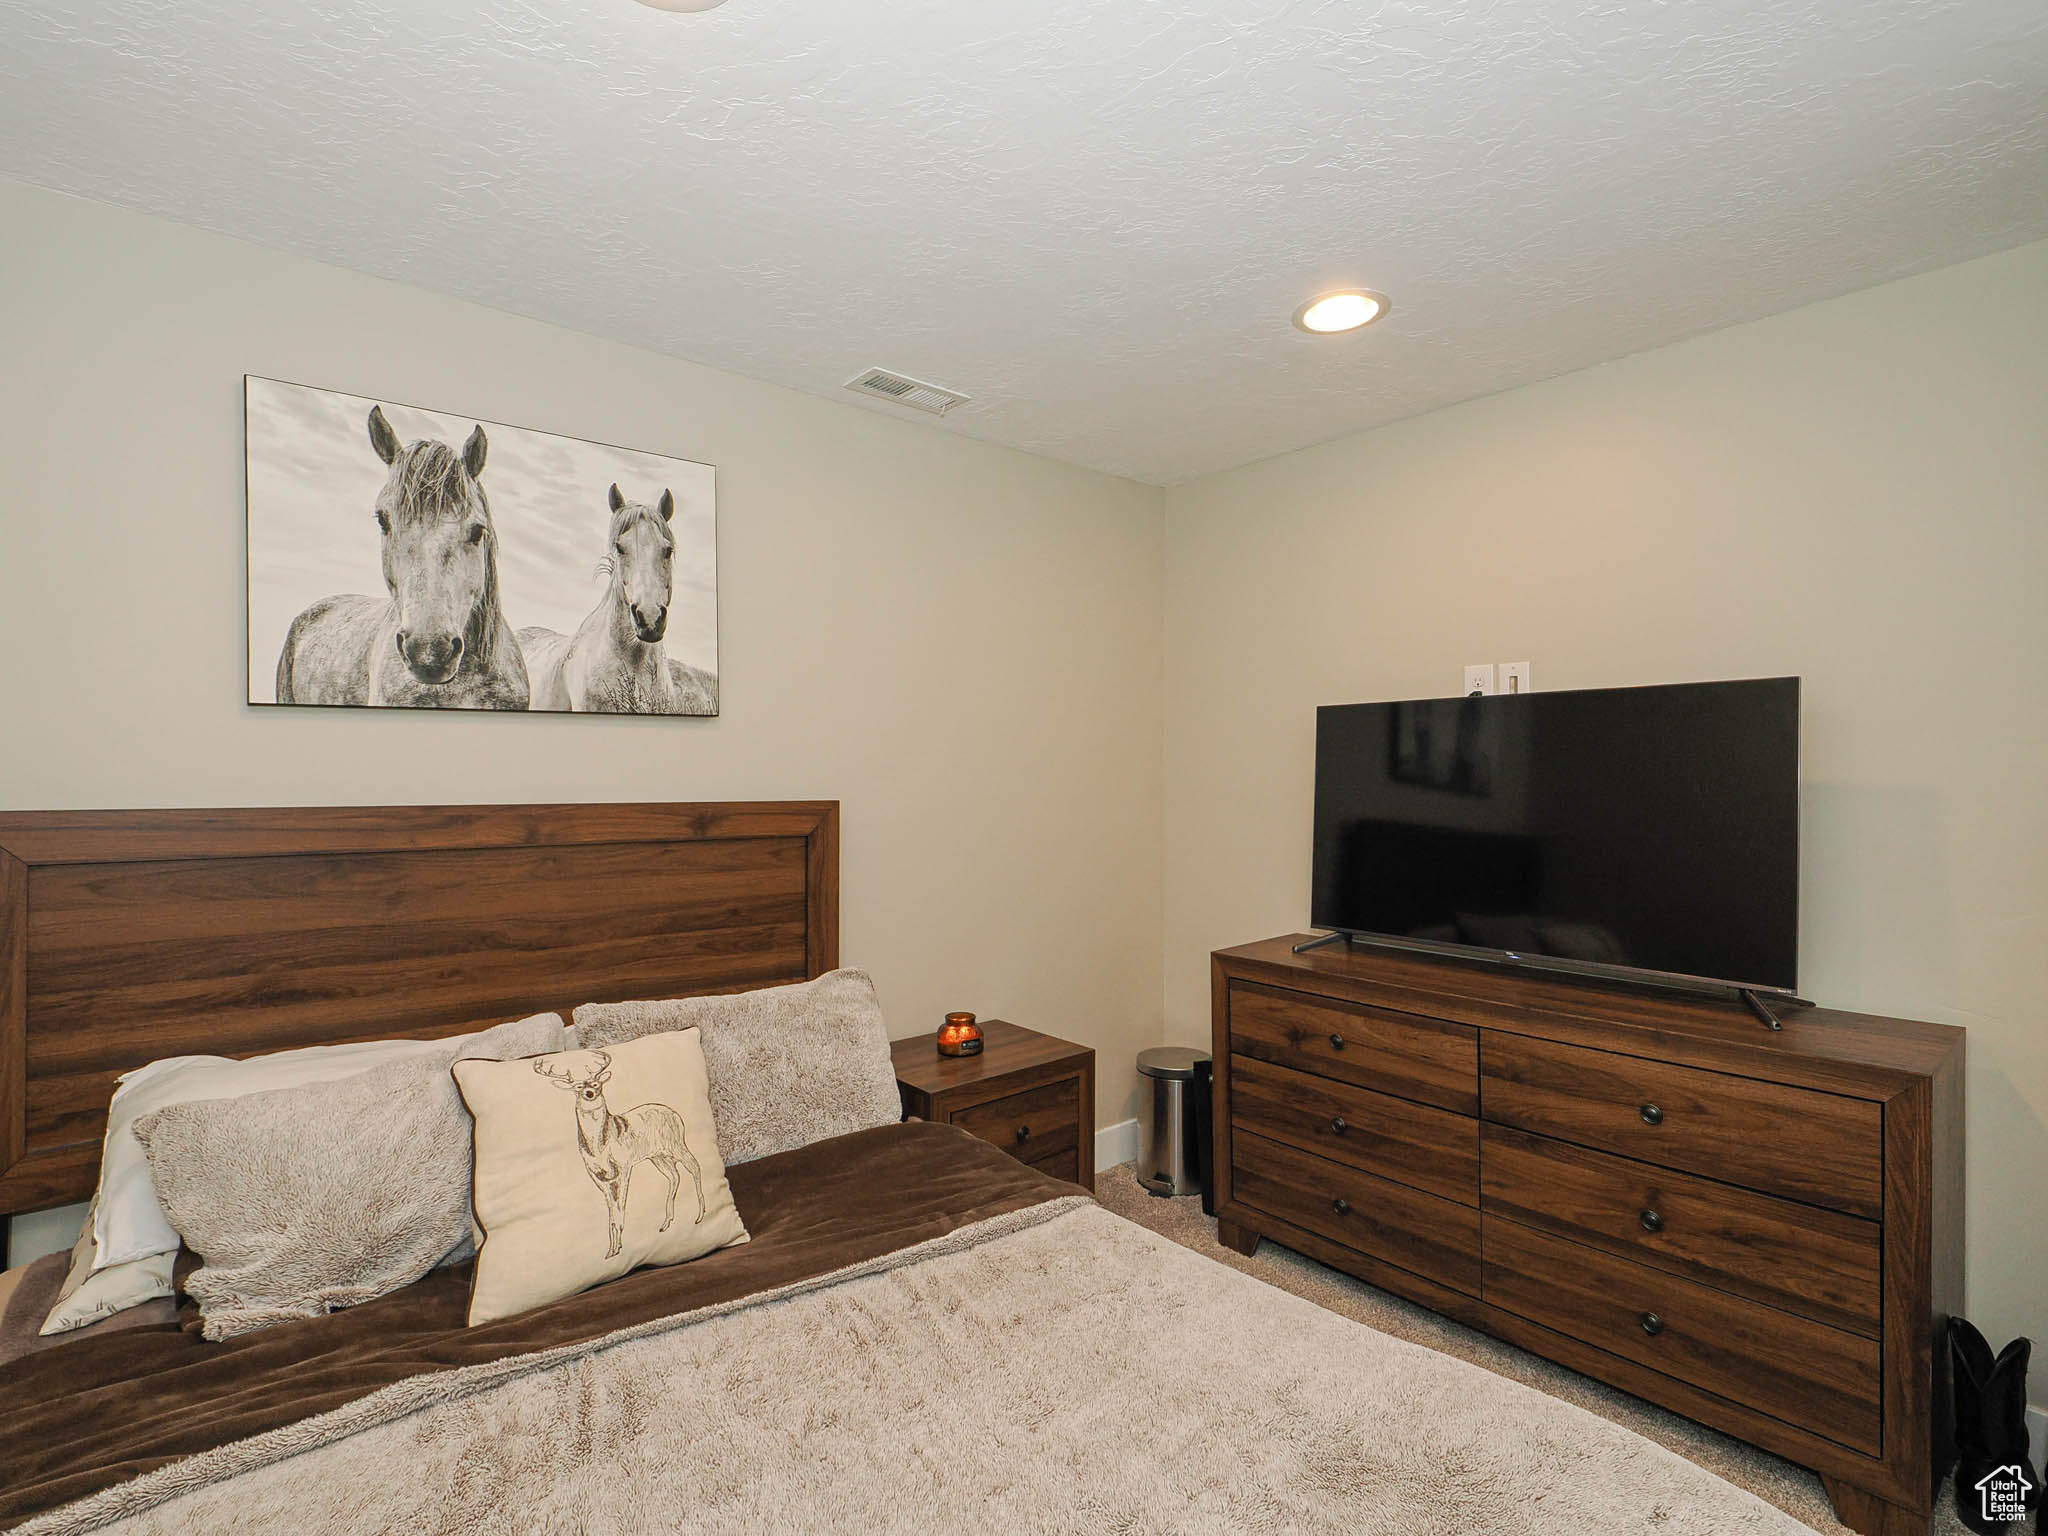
[1463,664,1497,697]
[1499,661,1533,695]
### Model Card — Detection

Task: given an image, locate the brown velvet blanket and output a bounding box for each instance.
[0,1121,1073,1530]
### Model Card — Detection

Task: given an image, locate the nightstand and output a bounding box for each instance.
[890,1019,1095,1189]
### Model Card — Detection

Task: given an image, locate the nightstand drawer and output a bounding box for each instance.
[1026,1146,1082,1185]
[1481,1033,1882,1218]
[1482,1216,1881,1455]
[950,1076,1080,1163]
[1229,982,1477,1114]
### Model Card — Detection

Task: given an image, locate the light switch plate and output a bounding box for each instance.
[1499,661,1533,694]
[1463,664,1498,696]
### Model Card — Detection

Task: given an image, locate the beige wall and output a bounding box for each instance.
[0,181,1167,1215]
[7,174,2044,1357]
[1163,237,2048,1353]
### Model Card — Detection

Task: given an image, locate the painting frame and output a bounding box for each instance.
[244,374,720,718]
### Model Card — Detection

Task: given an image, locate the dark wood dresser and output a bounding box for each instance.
[1211,936,1964,1536]
[891,1019,1096,1188]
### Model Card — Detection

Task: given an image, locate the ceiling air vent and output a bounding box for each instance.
[844,368,970,417]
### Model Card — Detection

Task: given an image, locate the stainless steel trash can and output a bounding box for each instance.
[1136,1047,1211,1196]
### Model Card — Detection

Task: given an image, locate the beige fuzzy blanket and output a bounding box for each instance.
[22,1199,1813,1535]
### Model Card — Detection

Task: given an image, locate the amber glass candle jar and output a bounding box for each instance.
[936,1011,984,1057]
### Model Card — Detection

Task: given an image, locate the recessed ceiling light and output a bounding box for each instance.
[1293,290,1390,335]
[632,0,728,9]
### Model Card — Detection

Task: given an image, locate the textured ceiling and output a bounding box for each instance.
[2,0,2045,485]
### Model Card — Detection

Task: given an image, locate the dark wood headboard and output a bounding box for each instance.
[0,802,838,1215]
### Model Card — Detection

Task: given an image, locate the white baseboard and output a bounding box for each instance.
[1095,1117,1138,1172]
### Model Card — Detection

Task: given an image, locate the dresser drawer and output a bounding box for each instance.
[1480,1033,1882,1218]
[1230,983,1477,1115]
[1233,1053,1477,1205]
[949,1076,1079,1164]
[1480,1124,1880,1336]
[1233,1129,1481,1294]
[1483,1217,1881,1454]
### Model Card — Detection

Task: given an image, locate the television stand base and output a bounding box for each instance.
[1738,987,1814,1031]
[1292,934,1814,1033]
[1291,931,1354,955]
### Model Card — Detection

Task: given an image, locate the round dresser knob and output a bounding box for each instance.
[1330,1116,1348,1135]
[1015,1124,1031,1144]
[1329,1033,1346,1050]
[1640,1103,1664,1126]
[1640,1209,1665,1234]
[1641,1312,1665,1337]
[1332,1197,1351,1216]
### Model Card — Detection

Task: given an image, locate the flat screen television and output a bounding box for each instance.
[1310,678,1800,996]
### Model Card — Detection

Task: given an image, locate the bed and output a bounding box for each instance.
[0,803,1821,1534]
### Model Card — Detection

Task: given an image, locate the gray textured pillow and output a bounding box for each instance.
[133,1011,566,1341]
[574,968,899,1164]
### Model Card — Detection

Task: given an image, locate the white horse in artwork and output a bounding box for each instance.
[275,407,531,709]
[519,485,718,715]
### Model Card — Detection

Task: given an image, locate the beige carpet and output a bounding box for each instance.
[1096,1162,1969,1536]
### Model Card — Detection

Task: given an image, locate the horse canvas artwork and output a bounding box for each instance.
[519,486,718,715]
[247,376,718,715]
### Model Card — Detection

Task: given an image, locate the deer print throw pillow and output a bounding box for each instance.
[454,1030,748,1327]
[573,968,901,1165]
[132,1011,567,1342]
